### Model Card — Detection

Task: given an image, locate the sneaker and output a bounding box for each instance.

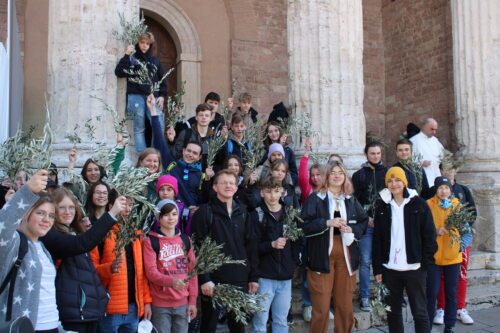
[433,308,444,325]
[457,308,474,324]
[360,298,371,312]
[329,310,334,320]
[302,306,312,322]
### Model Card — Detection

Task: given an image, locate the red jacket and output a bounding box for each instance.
[143,231,198,307]
[299,155,313,204]
[90,226,152,316]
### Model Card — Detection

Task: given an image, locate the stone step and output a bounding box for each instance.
[468,251,500,270]
[466,268,500,288]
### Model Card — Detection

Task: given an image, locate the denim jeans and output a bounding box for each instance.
[359,226,373,299]
[127,94,164,152]
[151,304,188,333]
[251,278,291,333]
[427,263,460,329]
[99,303,139,333]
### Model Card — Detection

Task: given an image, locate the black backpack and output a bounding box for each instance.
[0,231,34,333]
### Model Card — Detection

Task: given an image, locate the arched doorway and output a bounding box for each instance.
[145,16,178,98]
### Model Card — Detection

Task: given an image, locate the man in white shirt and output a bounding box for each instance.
[410,118,444,186]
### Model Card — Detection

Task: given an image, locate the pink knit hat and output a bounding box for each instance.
[155,174,179,196]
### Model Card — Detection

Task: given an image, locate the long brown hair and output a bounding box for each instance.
[52,188,85,234]
[135,148,162,172]
[320,161,353,195]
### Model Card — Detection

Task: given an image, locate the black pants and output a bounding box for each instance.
[200,283,247,333]
[62,321,99,333]
[383,267,430,333]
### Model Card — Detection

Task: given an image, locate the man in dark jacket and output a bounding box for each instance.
[115,32,167,152]
[352,142,387,311]
[191,170,259,333]
[372,167,437,333]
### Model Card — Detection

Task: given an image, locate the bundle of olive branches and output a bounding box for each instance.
[90,95,130,136]
[278,111,316,139]
[242,122,266,172]
[112,11,148,46]
[219,101,231,126]
[399,153,424,194]
[444,204,476,245]
[124,61,174,95]
[212,284,266,325]
[440,149,463,171]
[186,237,246,280]
[109,166,160,254]
[282,206,304,241]
[165,82,186,129]
[206,134,226,168]
[370,282,391,320]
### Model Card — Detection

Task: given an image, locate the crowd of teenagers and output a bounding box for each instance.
[0,31,477,333]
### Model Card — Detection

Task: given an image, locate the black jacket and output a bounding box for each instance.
[301,193,368,273]
[259,146,298,186]
[352,162,388,216]
[115,44,167,97]
[254,204,301,280]
[372,195,438,276]
[191,198,258,285]
[393,161,432,199]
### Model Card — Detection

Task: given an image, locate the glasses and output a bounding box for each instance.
[34,210,56,221]
[330,172,345,176]
[57,205,76,212]
[216,181,237,186]
[94,191,108,197]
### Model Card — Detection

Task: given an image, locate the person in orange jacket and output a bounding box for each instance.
[426,176,469,333]
[90,192,152,333]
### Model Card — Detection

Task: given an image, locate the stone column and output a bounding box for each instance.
[451,0,500,255]
[287,0,366,170]
[47,0,139,165]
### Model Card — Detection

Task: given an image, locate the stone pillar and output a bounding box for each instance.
[47,0,139,165]
[287,0,366,170]
[451,0,500,254]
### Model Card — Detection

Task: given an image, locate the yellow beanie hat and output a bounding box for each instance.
[385,167,408,187]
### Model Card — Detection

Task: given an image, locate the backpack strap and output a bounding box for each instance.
[166,161,177,173]
[180,233,191,253]
[149,233,191,262]
[0,231,29,321]
[149,235,160,258]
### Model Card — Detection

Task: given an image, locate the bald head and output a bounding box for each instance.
[421,118,438,137]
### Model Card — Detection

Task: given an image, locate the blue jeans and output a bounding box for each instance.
[359,226,373,299]
[127,94,164,152]
[251,278,291,333]
[99,303,139,333]
[151,304,188,333]
[427,264,460,329]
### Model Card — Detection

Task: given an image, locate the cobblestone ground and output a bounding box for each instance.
[357,306,500,333]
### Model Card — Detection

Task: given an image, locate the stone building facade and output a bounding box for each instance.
[1,0,499,254]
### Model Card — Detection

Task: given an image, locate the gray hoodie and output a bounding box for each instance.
[0,185,48,326]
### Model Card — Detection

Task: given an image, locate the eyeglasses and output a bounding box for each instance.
[330,172,345,176]
[216,181,237,186]
[34,210,56,221]
[94,191,108,197]
[57,205,76,212]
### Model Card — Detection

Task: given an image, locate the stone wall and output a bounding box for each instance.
[382,0,455,163]
[230,0,288,117]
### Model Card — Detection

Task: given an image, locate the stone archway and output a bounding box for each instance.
[140,0,202,114]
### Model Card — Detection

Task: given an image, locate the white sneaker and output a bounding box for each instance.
[302,306,312,322]
[329,310,334,320]
[457,308,474,324]
[433,308,444,325]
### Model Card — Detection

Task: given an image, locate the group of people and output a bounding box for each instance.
[0,30,477,333]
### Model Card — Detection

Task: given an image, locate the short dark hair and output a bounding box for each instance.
[396,138,413,148]
[223,155,244,176]
[213,169,239,184]
[204,92,221,103]
[195,103,213,114]
[231,113,244,126]
[260,176,283,190]
[364,142,384,155]
[183,140,203,151]
[159,203,178,218]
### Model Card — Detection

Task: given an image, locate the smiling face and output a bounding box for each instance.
[182,143,202,164]
[267,125,281,143]
[327,166,346,188]
[387,177,405,197]
[310,167,322,188]
[396,143,412,161]
[56,196,76,227]
[226,158,241,176]
[25,202,56,240]
[213,173,238,201]
[271,164,287,183]
[92,184,109,207]
[159,208,179,232]
[140,153,160,174]
[436,184,451,200]
[84,162,101,184]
